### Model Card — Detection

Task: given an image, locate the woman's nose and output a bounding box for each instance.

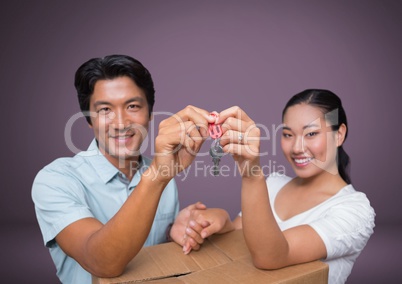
[292,136,305,154]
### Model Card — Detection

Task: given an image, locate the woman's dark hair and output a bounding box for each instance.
[74,54,155,124]
[282,89,351,184]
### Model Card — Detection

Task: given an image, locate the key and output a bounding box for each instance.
[210,139,225,176]
[208,112,225,176]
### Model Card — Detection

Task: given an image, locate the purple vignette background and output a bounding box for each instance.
[1,1,401,283]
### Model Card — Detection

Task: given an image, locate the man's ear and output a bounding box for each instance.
[337,123,347,147]
[87,114,94,129]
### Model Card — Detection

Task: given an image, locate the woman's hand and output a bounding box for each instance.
[170,202,208,253]
[218,106,262,179]
[170,203,235,254]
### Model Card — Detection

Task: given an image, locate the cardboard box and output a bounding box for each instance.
[92,230,328,284]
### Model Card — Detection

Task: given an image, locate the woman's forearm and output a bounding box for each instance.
[241,175,290,269]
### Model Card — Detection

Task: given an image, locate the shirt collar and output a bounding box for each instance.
[79,139,145,184]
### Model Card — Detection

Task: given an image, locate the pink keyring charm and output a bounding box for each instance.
[208,113,223,139]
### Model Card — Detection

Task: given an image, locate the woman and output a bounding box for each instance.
[185,89,375,284]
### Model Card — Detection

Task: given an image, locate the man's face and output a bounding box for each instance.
[89,76,151,167]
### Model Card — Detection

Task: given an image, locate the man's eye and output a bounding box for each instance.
[97,107,111,114]
[128,104,140,110]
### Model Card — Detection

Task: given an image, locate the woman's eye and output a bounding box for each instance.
[282,133,292,138]
[306,132,318,137]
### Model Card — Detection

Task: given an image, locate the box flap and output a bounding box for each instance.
[178,256,328,284]
[93,239,231,284]
[178,256,276,284]
[93,230,328,284]
[207,229,249,260]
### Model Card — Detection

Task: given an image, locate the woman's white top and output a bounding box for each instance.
[240,173,375,284]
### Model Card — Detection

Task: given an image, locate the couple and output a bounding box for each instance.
[32,55,375,284]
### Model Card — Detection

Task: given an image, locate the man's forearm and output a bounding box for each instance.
[82,169,170,277]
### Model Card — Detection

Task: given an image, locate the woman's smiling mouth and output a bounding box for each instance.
[293,157,314,166]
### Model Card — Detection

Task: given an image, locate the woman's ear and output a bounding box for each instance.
[337,123,347,147]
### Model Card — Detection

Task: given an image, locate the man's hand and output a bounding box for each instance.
[149,106,216,183]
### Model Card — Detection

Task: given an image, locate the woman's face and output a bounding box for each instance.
[281,103,344,179]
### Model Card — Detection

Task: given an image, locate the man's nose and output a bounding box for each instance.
[110,110,130,129]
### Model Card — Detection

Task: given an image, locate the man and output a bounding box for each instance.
[32,55,234,283]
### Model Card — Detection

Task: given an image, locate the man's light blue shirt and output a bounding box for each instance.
[32,139,179,284]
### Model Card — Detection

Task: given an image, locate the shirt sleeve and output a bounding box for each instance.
[32,164,94,247]
[309,191,375,260]
[144,178,180,246]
